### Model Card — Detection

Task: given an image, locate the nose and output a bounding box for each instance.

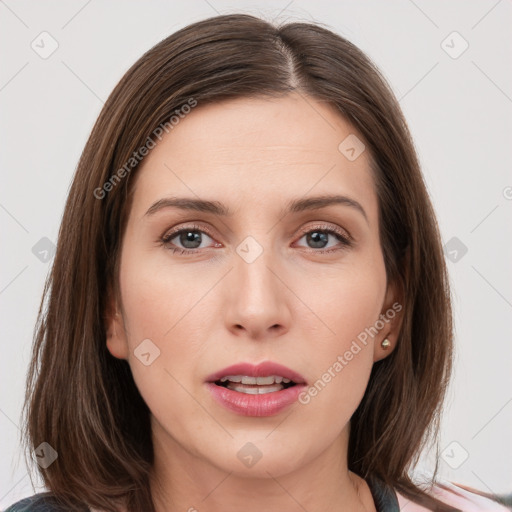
[223,241,291,340]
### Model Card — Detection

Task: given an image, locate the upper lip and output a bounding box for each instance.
[206,361,307,384]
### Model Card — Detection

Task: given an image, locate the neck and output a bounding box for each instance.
[148,420,376,512]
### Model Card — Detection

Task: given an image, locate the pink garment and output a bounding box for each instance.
[395,480,510,511]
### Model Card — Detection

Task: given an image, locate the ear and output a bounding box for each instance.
[105,286,129,360]
[373,277,405,362]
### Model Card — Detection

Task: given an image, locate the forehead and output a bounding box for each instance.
[131,93,377,221]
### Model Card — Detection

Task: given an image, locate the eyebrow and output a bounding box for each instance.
[145,194,368,223]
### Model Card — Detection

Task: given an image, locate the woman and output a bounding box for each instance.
[6,13,510,512]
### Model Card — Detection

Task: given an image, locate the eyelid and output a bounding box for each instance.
[161,223,216,242]
[296,222,352,242]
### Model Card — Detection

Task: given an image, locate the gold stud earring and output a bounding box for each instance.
[381,338,391,350]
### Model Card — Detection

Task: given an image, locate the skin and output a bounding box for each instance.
[107,93,403,512]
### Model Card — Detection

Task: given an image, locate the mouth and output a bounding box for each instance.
[205,361,307,416]
[214,374,298,394]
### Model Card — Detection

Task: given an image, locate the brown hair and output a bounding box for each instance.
[23,13,457,511]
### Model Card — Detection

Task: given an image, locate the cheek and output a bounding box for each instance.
[292,257,386,421]
[118,243,205,340]
[292,254,386,348]
[116,247,203,415]
[294,303,376,442]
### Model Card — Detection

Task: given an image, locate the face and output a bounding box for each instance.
[107,93,401,480]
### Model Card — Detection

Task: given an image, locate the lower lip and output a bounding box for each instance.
[206,382,306,417]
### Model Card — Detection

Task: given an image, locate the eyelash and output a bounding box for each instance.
[160,223,353,256]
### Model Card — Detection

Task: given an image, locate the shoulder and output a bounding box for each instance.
[395,481,511,511]
[3,493,89,512]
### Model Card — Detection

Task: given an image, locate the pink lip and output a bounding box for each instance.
[206,382,306,417]
[205,361,307,417]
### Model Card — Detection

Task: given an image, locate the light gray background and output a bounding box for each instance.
[1,0,511,507]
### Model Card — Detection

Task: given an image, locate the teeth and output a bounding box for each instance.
[220,375,242,383]
[227,383,284,394]
[219,375,292,385]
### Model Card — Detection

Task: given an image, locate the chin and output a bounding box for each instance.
[206,438,309,479]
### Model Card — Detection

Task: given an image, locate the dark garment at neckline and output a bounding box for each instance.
[367,474,401,511]
[3,493,87,512]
